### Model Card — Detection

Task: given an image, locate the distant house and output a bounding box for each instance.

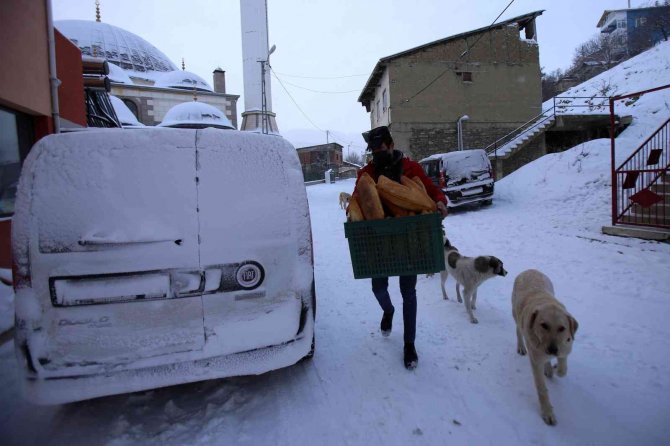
[358,10,544,161]
[597,4,670,59]
[296,143,344,181]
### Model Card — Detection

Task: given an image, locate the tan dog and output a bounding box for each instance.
[512,269,578,426]
[339,192,352,209]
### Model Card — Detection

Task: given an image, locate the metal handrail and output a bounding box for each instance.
[615,117,670,170]
[610,85,670,228]
[484,95,610,157]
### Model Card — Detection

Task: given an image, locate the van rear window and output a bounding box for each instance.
[421,160,440,177]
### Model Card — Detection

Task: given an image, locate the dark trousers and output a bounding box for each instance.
[371,275,417,343]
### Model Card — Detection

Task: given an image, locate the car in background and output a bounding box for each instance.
[12,127,315,404]
[419,149,495,207]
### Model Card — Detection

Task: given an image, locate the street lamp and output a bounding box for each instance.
[457,114,470,151]
[260,44,276,134]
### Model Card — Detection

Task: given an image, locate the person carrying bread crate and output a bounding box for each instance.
[349,125,448,369]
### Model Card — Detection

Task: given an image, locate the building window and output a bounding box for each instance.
[382,89,388,112]
[376,99,380,122]
[0,107,32,217]
[458,71,473,82]
[635,17,646,28]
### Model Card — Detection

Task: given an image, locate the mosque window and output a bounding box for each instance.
[122,99,140,120]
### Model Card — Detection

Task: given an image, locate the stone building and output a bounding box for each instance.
[358,10,544,161]
[56,20,239,128]
[296,143,344,182]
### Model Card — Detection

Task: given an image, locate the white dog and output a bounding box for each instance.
[440,238,507,324]
[512,269,579,426]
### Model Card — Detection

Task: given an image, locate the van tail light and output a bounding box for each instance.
[489,165,496,181]
[439,171,446,188]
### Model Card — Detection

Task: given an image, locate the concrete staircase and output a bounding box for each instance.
[487,115,556,158]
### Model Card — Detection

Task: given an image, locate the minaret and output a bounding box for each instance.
[240,0,278,133]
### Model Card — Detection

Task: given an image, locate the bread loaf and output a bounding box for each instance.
[400,175,421,191]
[348,196,365,222]
[411,176,427,194]
[401,175,436,212]
[379,196,412,217]
[357,173,385,220]
[377,175,437,212]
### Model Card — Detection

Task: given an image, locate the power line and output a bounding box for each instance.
[271,68,324,132]
[403,0,516,103]
[273,71,368,80]
[278,77,360,94]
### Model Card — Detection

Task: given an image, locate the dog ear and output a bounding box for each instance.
[474,256,489,273]
[568,314,579,338]
[528,309,539,330]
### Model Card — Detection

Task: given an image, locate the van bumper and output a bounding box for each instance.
[447,192,494,207]
[20,308,314,405]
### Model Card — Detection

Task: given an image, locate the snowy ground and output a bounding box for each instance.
[2,36,670,446]
[1,146,669,445]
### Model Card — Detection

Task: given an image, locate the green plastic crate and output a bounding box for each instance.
[344,213,445,279]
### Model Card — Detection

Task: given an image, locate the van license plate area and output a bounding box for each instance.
[461,187,483,196]
[51,273,170,306]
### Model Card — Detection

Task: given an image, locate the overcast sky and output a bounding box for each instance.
[52,0,645,153]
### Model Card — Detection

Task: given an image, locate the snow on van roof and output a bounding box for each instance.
[419,148,486,164]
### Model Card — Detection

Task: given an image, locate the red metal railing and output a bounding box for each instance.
[610,84,670,229]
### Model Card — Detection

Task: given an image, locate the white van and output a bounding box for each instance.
[419,149,495,207]
[11,128,315,404]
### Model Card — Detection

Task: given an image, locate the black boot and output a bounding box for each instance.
[404,342,418,369]
[380,309,394,337]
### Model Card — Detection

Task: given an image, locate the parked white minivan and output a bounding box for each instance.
[419,149,495,207]
[12,128,315,404]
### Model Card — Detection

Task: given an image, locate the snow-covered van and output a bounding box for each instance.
[11,128,315,404]
[419,149,495,207]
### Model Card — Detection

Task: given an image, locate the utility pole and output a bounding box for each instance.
[259,45,276,135]
[326,130,330,143]
[259,60,268,134]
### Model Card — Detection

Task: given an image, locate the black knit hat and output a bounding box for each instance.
[362,126,393,151]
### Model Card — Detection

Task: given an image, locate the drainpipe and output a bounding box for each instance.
[45,0,61,133]
[457,115,469,150]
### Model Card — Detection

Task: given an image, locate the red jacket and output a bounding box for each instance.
[353,156,448,206]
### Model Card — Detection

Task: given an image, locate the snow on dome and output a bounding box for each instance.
[109,96,145,127]
[158,101,234,129]
[55,20,177,73]
[155,70,214,92]
[107,63,133,85]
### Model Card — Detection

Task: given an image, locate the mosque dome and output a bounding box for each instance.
[55,20,177,74]
[157,101,234,129]
[155,70,213,92]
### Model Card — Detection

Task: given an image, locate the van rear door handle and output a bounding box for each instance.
[78,238,183,246]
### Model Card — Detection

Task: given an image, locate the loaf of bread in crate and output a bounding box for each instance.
[411,176,427,194]
[379,196,413,217]
[348,196,365,221]
[357,172,385,220]
[377,175,437,213]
